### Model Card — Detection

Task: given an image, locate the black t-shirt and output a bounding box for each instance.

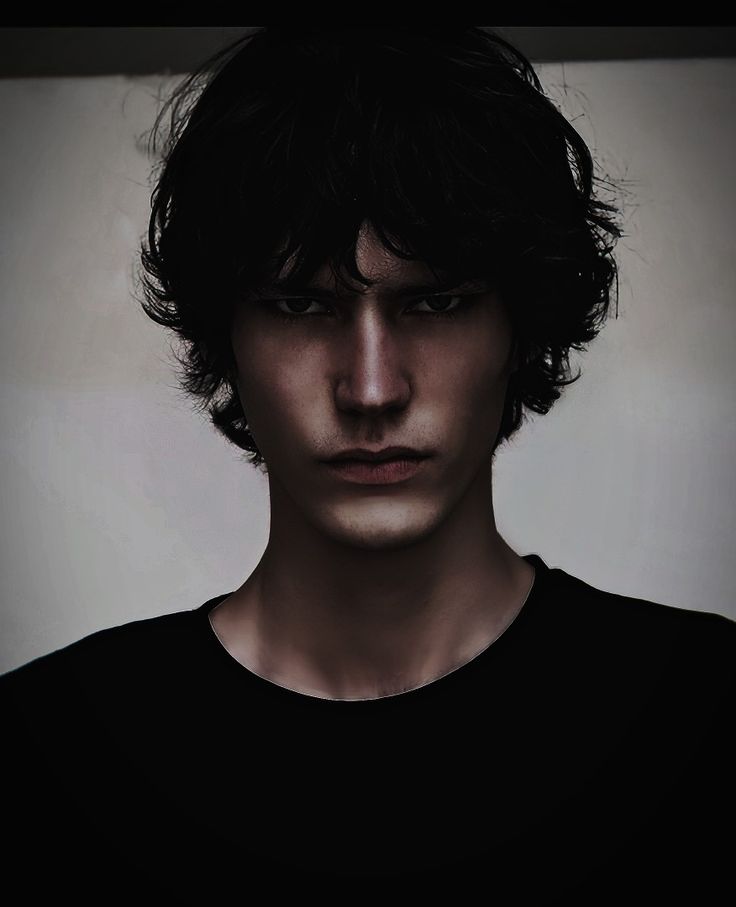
[1,553,734,903]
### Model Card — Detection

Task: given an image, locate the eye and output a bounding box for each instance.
[273,298,331,318]
[256,297,333,322]
[408,294,467,318]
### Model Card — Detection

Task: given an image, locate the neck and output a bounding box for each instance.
[212,467,534,700]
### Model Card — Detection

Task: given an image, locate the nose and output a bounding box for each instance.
[334,306,411,416]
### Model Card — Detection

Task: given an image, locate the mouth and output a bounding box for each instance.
[322,455,429,485]
[323,445,431,463]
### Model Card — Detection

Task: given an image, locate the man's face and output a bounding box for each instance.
[230,222,517,551]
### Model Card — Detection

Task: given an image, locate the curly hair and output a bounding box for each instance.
[137,26,623,473]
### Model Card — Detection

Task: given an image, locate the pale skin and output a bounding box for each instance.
[209,221,536,701]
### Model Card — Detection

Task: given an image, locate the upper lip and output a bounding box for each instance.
[324,446,430,463]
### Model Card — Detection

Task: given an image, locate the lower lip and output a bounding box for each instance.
[324,457,429,484]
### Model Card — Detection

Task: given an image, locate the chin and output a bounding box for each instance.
[316,499,442,552]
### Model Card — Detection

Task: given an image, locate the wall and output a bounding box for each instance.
[1,59,734,673]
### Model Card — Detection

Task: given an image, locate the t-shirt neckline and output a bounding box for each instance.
[194,552,550,708]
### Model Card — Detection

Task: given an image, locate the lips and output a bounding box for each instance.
[325,446,429,464]
[345,457,409,462]
[337,454,425,464]
[323,455,428,485]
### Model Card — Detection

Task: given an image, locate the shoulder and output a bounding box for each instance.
[0,606,197,707]
[551,564,735,626]
[545,564,736,680]
[564,564,732,625]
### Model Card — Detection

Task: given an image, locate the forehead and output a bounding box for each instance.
[275,221,456,294]
[348,224,435,285]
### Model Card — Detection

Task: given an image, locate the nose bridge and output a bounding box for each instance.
[336,303,410,411]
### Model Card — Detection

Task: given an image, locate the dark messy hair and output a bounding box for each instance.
[138,26,623,473]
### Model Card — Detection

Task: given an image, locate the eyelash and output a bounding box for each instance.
[264,295,473,323]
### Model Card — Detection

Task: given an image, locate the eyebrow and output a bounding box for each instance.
[255,277,486,299]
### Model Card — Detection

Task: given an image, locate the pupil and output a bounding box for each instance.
[429,297,450,311]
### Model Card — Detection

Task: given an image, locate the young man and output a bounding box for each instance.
[2,27,734,901]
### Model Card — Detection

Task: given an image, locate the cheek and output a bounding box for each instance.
[426,335,513,458]
[431,328,512,405]
[233,338,321,441]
